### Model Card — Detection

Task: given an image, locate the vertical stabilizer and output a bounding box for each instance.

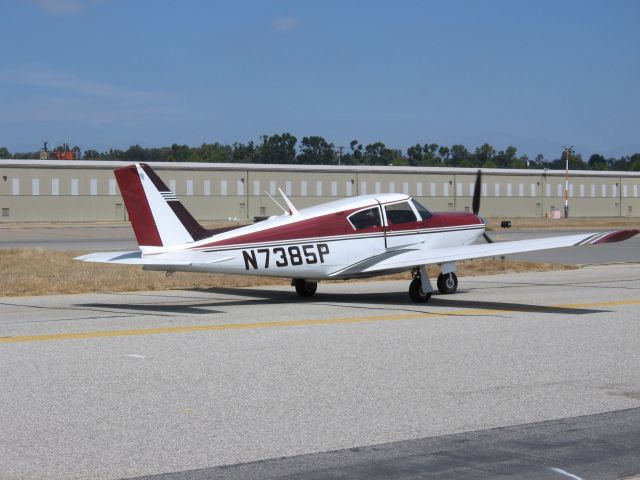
[114,163,208,248]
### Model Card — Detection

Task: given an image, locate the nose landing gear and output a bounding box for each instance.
[409,266,433,303]
[409,266,458,302]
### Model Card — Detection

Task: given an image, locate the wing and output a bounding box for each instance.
[330,229,639,277]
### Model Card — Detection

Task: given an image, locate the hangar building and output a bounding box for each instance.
[1,159,639,222]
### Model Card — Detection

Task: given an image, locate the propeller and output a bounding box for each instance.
[472,169,494,243]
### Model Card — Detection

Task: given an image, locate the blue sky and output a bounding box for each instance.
[1,0,638,159]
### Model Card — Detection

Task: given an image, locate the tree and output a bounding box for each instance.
[437,145,450,165]
[232,142,256,163]
[495,145,517,168]
[297,136,335,165]
[255,133,297,164]
[390,149,407,166]
[167,143,197,162]
[548,150,586,170]
[123,144,149,163]
[528,154,545,169]
[629,153,640,171]
[197,142,232,163]
[423,143,439,166]
[406,144,424,166]
[83,149,100,160]
[568,152,586,170]
[148,146,171,162]
[363,142,396,165]
[588,154,607,171]
[482,158,498,168]
[511,154,528,169]
[449,144,469,167]
[346,139,364,164]
[475,143,495,167]
[606,155,628,171]
[0,147,11,158]
[101,148,124,160]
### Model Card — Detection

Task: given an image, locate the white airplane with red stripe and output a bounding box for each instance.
[77,163,639,302]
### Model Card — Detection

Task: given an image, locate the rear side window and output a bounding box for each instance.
[348,207,382,230]
[385,201,418,225]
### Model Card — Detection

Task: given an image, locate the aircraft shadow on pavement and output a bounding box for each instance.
[76,286,607,316]
[77,287,296,315]
[426,296,605,315]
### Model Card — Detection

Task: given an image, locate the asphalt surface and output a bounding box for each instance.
[133,408,640,480]
[0,224,138,251]
[2,265,640,479]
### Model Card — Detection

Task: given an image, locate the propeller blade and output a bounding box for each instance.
[482,232,494,244]
[472,169,482,215]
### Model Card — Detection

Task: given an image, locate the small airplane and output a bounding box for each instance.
[77,163,639,302]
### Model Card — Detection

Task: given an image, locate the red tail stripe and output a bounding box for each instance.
[114,165,163,247]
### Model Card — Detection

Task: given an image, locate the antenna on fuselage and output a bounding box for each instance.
[278,188,299,216]
[265,191,288,215]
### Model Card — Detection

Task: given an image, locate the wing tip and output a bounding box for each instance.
[591,229,640,245]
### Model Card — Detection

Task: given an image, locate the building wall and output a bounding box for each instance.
[2,160,640,222]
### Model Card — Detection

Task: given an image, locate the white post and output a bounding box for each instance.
[563,146,572,218]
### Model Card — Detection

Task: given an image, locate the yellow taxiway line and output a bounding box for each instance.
[1,298,639,345]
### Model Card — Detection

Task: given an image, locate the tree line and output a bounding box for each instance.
[2,134,640,171]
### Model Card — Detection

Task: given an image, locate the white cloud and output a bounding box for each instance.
[0,64,183,126]
[0,64,158,101]
[27,0,110,15]
[0,96,182,125]
[271,16,299,33]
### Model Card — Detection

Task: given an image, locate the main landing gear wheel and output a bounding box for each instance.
[437,272,458,294]
[409,278,432,303]
[293,279,318,298]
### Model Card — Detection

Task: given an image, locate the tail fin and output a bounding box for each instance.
[114,163,209,248]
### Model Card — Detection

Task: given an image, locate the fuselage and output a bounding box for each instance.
[142,194,485,280]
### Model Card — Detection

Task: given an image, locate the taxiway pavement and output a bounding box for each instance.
[2,264,640,479]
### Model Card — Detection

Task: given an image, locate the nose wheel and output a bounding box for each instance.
[437,272,458,294]
[409,278,432,302]
[409,267,433,303]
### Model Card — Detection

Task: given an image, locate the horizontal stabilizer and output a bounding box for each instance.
[75,251,234,266]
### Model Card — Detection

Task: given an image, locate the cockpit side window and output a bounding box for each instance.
[384,201,418,225]
[411,198,432,220]
[348,207,382,230]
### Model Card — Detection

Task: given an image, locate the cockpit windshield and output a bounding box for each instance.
[411,198,432,220]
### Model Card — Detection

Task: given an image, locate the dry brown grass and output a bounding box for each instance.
[0,248,574,297]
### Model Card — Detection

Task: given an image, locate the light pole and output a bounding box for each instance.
[337,146,344,166]
[563,146,573,218]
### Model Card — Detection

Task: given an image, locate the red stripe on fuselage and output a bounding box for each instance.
[198,209,361,248]
[114,165,163,247]
[429,212,483,228]
[197,209,483,249]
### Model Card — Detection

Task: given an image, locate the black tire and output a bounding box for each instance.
[409,278,432,303]
[294,279,317,298]
[437,272,458,294]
